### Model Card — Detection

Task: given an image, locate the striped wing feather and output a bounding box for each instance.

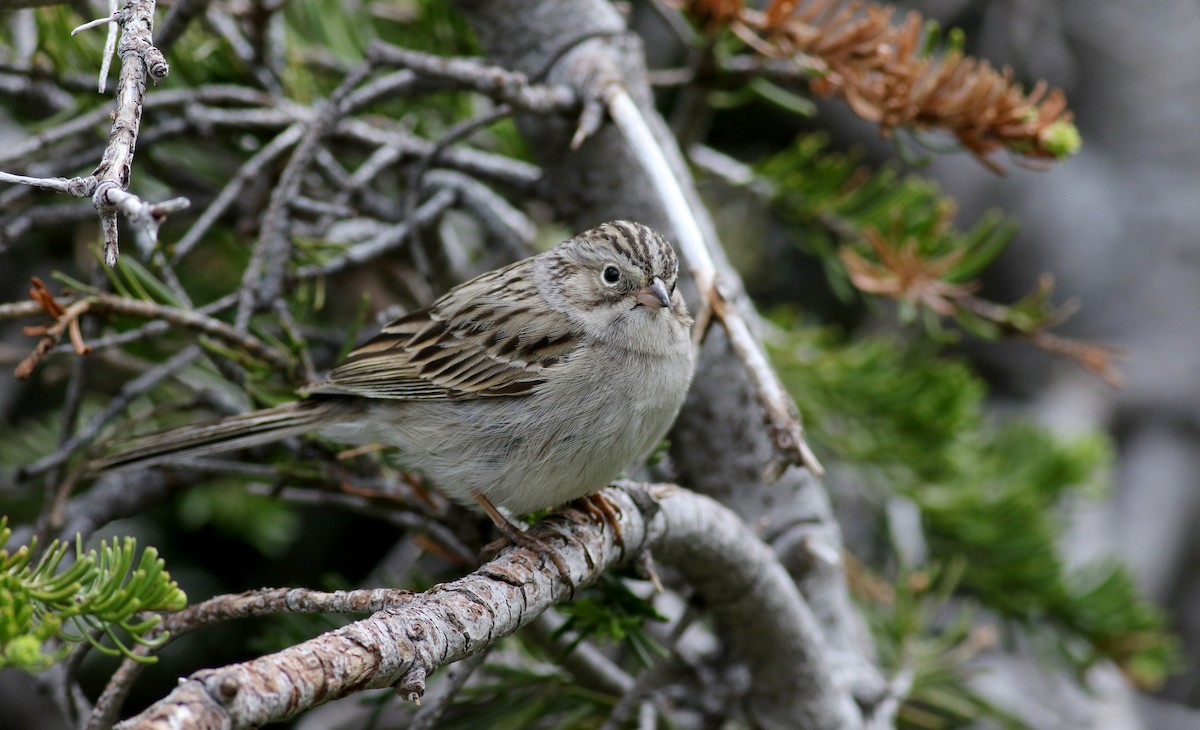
[302,261,582,401]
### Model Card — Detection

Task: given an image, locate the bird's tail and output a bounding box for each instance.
[92,400,331,473]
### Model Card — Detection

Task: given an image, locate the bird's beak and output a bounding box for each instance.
[635,277,671,309]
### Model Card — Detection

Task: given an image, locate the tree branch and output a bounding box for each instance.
[111,483,860,729]
[0,0,179,266]
[91,0,171,265]
[14,291,296,380]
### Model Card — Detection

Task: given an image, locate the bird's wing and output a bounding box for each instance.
[301,260,582,400]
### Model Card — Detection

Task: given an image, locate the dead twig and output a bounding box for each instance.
[13,283,295,381]
[15,279,91,379]
[366,41,578,115]
[0,0,180,266]
[293,188,457,280]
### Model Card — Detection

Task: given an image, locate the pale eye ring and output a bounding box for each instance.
[602,265,621,285]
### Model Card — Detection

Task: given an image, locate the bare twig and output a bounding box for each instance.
[89,295,295,374]
[1,298,65,320]
[234,62,373,329]
[88,586,416,730]
[406,104,513,223]
[0,84,269,170]
[171,122,304,261]
[16,291,296,377]
[0,0,178,266]
[71,12,117,38]
[342,69,419,110]
[94,185,191,258]
[176,586,416,632]
[293,187,457,280]
[98,0,120,93]
[423,169,536,256]
[366,41,578,114]
[91,0,172,266]
[335,117,543,193]
[0,169,95,194]
[51,292,239,357]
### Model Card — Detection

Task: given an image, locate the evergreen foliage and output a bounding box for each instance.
[0,518,186,672]
[440,663,612,730]
[555,572,669,668]
[768,299,1175,695]
[760,134,1017,311]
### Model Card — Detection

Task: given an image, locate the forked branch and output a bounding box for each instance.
[0,0,182,265]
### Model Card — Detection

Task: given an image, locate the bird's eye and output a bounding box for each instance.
[602,265,621,285]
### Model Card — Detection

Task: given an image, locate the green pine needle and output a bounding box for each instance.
[0,518,187,672]
[771,326,1176,692]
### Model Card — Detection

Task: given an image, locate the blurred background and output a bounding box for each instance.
[922,1,1200,721]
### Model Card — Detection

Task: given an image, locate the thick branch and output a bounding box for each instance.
[647,483,860,730]
[113,483,859,729]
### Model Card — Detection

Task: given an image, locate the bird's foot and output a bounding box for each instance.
[576,492,625,554]
[474,492,573,589]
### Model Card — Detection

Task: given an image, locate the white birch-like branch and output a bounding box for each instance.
[110,483,860,729]
[606,87,823,476]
